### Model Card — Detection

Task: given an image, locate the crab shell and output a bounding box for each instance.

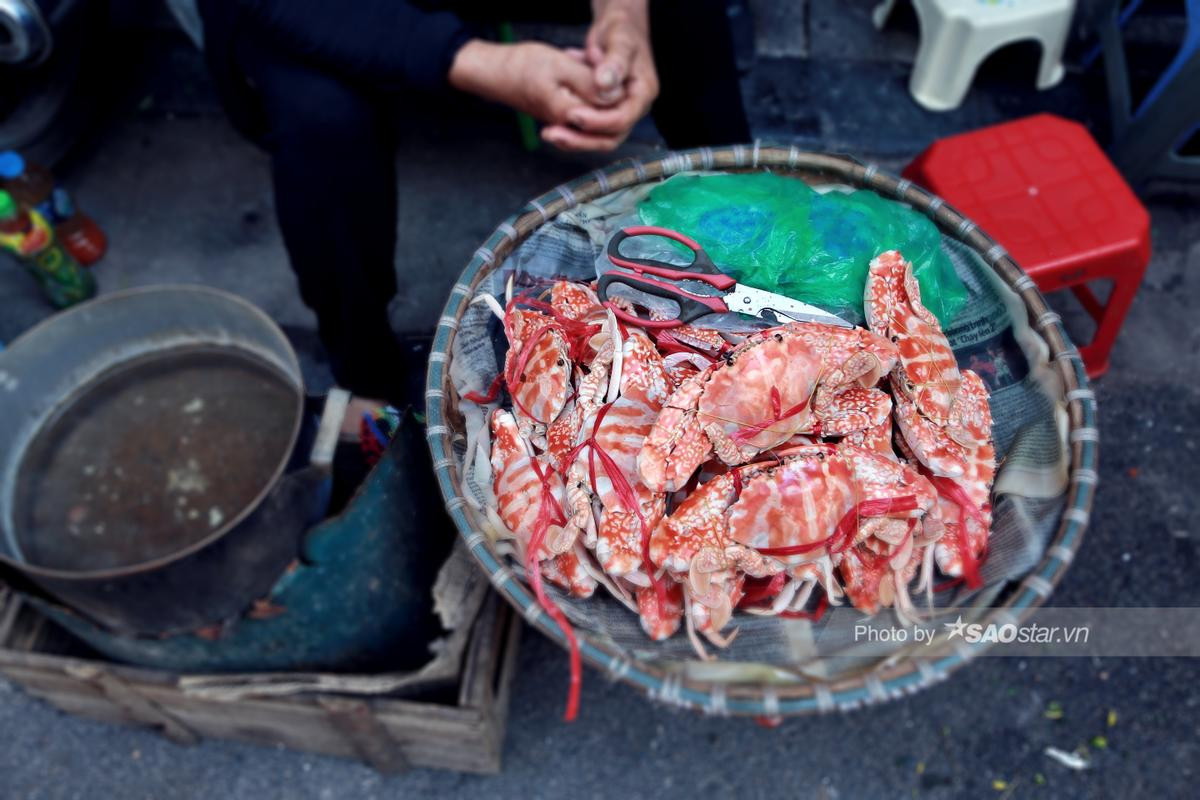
[699,327,824,454]
[933,439,996,578]
[569,329,673,581]
[648,465,768,642]
[865,250,961,425]
[638,322,899,493]
[725,448,856,555]
[839,533,923,615]
[504,308,572,437]
[726,446,937,558]
[550,281,606,323]
[489,409,596,598]
[635,582,684,641]
[650,444,940,642]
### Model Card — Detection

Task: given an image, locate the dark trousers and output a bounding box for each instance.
[233,1,749,400]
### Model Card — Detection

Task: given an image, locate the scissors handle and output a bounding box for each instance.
[597,272,730,329]
[607,226,735,290]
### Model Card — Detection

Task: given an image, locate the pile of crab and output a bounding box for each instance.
[480,251,995,663]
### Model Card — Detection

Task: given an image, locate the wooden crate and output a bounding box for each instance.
[0,587,520,774]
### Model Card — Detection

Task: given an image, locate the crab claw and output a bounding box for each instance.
[637,370,712,492]
[685,576,742,656]
[636,583,683,641]
[540,546,599,598]
[946,370,993,449]
[892,387,968,478]
[865,251,961,425]
[839,538,919,616]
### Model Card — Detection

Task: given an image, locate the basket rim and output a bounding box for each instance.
[424,144,1097,716]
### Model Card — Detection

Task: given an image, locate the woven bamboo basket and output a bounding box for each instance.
[424,146,1097,716]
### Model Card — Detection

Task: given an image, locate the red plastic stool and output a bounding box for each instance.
[903,113,1151,378]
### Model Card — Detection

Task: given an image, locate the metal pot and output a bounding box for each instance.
[0,285,308,635]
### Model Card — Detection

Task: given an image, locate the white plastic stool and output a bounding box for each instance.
[873,0,1076,111]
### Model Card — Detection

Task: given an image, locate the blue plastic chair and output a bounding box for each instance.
[1100,0,1200,184]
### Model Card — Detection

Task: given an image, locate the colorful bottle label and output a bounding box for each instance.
[1,208,95,308]
[0,207,51,255]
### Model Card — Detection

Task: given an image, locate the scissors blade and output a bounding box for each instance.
[724,284,853,328]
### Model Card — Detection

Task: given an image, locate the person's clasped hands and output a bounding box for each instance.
[449,0,658,153]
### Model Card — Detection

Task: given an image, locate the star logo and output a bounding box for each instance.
[944,615,968,639]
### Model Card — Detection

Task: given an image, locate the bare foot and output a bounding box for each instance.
[342,396,385,440]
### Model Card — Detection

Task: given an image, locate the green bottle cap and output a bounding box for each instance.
[0,190,17,220]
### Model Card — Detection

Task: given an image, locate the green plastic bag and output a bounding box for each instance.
[637,173,968,326]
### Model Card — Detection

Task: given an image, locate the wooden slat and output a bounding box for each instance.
[4,600,50,654]
[485,606,521,757]
[64,663,199,745]
[457,593,503,709]
[0,589,519,774]
[6,659,500,770]
[2,662,486,739]
[29,690,500,773]
[23,689,144,728]
[318,698,411,774]
[0,589,18,644]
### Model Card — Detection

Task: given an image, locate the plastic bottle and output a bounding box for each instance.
[0,190,96,308]
[49,187,108,266]
[0,151,54,210]
[0,151,107,266]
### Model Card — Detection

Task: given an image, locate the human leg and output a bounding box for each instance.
[235,37,407,401]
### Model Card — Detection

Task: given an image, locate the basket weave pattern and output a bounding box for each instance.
[424,146,1097,715]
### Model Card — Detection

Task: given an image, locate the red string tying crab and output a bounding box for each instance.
[478,249,996,719]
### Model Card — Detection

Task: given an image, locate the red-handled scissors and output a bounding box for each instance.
[598,226,851,329]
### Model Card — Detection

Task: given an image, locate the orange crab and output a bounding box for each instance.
[503,307,572,444]
[584,329,672,579]
[578,329,687,639]
[487,268,998,663]
[489,409,597,598]
[528,285,683,638]
[550,282,615,411]
[865,250,996,586]
[931,439,996,585]
[650,444,940,654]
[648,465,765,652]
[637,322,899,492]
[730,445,940,617]
[504,282,615,446]
[864,251,992,474]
